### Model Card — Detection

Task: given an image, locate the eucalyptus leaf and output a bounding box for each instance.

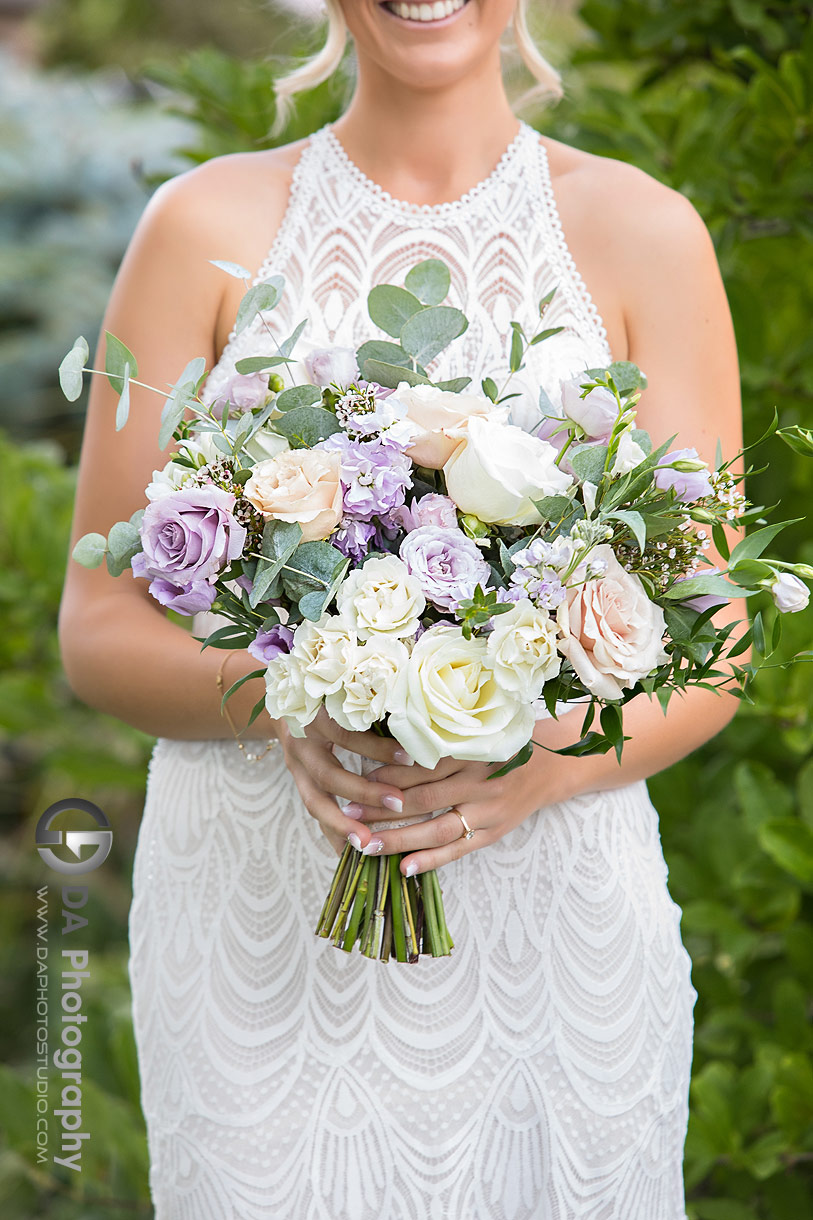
[400,306,468,366]
[234,355,288,373]
[276,385,323,412]
[570,444,609,485]
[281,541,347,601]
[608,360,647,393]
[71,532,107,568]
[367,284,423,337]
[482,377,498,402]
[434,376,472,393]
[274,405,342,448]
[250,520,302,607]
[107,520,141,563]
[115,363,131,431]
[280,318,308,358]
[58,336,89,402]
[104,332,138,393]
[404,258,451,306]
[209,259,252,279]
[532,495,574,521]
[361,359,431,390]
[211,432,234,455]
[356,339,413,371]
[235,277,284,333]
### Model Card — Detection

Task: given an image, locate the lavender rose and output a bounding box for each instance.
[395,493,459,533]
[654,448,713,502]
[400,526,491,611]
[132,486,247,586]
[147,577,217,617]
[248,624,295,664]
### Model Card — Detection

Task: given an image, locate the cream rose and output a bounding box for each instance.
[387,624,536,769]
[486,599,562,701]
[443,415,574,525]
[291,614,358,698]
[244,448,343,542]
[336,555,425,639]
[263,653,320,737]
[556,544,668,700]
[388,382,494,469]
[325,636,409,732]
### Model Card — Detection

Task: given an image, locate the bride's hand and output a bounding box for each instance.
[354,743,573,876]
[277,709,412,856]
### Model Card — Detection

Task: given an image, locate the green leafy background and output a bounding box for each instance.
[1,1,811,1215]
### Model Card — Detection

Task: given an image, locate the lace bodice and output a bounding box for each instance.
[201,120,613,429]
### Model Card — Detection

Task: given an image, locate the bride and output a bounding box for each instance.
[59,1,744,1216]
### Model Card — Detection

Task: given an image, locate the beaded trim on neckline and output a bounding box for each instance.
[318,120,534,217]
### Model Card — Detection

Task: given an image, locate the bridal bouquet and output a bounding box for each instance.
[62,257,812,962]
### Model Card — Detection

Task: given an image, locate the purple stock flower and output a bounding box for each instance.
[132,485,246,586]
[399,526,491,611]
[333,517,378,561]
[321,433,412,521]
[147,577,217,616]
[654,448,714,502]
[248,624,295,664]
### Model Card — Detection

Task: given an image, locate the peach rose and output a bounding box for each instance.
[244,448,343,542]
[388,382,494,469]
[556,544,668,700]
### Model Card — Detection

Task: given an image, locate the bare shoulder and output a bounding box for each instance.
[542,135,712,274]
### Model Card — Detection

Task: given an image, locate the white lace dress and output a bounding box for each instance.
[128,120,697,1219]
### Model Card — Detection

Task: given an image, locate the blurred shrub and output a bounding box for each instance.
[0,49,193,453]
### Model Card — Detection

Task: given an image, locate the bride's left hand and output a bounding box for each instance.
[355,747,572,877]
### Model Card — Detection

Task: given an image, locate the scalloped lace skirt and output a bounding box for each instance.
[128,738,696,1219]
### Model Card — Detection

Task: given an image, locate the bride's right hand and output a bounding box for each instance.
[277,709,411,856]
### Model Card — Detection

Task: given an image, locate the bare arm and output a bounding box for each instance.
[58,158,283,740]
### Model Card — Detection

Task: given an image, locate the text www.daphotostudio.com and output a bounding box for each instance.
[34,798,113,1173]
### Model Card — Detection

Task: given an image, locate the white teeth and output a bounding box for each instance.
[386,0,465,22]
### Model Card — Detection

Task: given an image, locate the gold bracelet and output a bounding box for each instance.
[215,649,278,763]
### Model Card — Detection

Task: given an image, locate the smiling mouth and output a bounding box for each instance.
[382,0,471,24]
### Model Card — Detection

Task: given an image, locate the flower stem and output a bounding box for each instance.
[315,842,353,937]
[389,855,408,963]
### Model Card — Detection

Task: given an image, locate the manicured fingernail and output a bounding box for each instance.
[404,862,418,878]
[347,833,362,850]
[394,749,414,766]
[362,838,384,856]
[382,795,403,813]
[343,802,363,818]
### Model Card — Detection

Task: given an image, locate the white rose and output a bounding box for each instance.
[611,429,647,476]
[291,614,358,698]
[771,572,810,614]
[556,544,668,700]
[325,636,409,732]
[243,426,290,464]
[389,382,494,469]
[336,555,425,639]
[263,653,320,737]
[486,599,561,701]
[387,624,536,769]
[443,415,573,526]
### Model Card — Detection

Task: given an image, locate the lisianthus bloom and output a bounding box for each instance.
[560,376,620,441]
[485,598,561,701]
[654,448,713,502]
[291,614,358,698]
[399,526,490,611]
[248,624,295,664]
[770,571,809,613]
[325,637,409,733]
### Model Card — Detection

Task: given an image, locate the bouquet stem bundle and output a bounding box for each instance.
[316,843,453,961]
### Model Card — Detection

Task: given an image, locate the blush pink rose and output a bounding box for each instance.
[388,382,494,469]
[244,449,343,542]
[556,544,668,699]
